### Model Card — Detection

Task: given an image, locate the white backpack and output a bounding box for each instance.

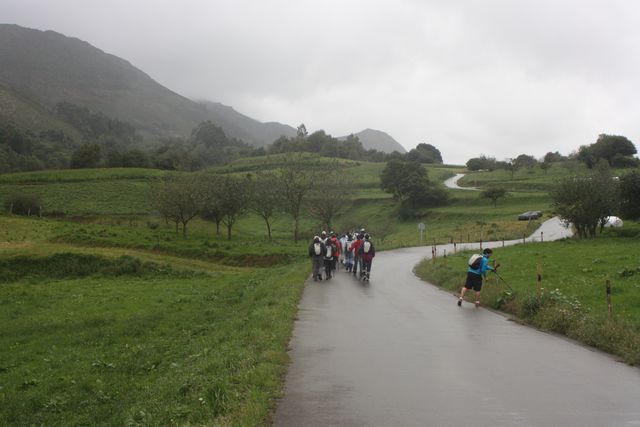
[363,241,372,254]
[314,243,322,256]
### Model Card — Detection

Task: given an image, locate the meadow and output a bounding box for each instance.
[2,157,638,425]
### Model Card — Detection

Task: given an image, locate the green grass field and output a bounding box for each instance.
[0,216,308,426]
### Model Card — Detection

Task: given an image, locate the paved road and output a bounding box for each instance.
[273,222,640,426]
[443,173,477,190]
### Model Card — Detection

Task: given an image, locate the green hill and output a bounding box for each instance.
[0,24,295,147]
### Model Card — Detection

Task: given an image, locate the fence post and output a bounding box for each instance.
[479,239,483,250]
[606,280,612,319]
[537,264,543,296]
[540,231,544,242]
[453,242,457,253]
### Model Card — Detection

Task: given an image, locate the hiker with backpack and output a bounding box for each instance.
[330,232,341,272]
[308,236,326,281]
[350,233,363,278]
[458,248,499,307]
[343,234,354,272]
[324,237,337,279]
[358,233,376,281]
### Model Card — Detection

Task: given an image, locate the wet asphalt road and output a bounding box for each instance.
[273,223,640,426]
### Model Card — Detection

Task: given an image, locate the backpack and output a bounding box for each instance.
[314,243,322,256]
[468,254,483,269]
[363,241,372,254]
[325,245,333,258]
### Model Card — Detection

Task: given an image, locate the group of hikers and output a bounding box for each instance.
[308,229,376,282]
[308,230,501,307]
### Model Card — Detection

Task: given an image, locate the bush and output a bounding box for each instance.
[4,194,41,216]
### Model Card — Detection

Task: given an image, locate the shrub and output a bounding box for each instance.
[4,194,41,216]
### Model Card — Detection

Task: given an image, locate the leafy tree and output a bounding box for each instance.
[306,165,354,231]
[406,143,443,164]
[514,154,537,169]
[200,175,225,236]
[466,155,497,171]
[248,172,282,240]
[217,175,251,239]
[551,170,619,238]
[380,160,448,208]
[276,153,318,242]
[543,151,566,163]
[70,143,101,168]
[149,175,202,237]
[5,194,41,216]
[481,187,508,207]
[619,170,640,220]
[577,134,637,168]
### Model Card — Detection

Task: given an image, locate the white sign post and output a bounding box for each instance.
[418,222,426,245]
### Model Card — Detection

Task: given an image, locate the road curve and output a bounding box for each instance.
[273,222,640,426]
[444,173,477,190]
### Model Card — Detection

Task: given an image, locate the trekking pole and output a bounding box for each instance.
[494,270,513,293]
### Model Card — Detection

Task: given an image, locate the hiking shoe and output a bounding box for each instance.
[457,299,462,307]
[475,301,480,307]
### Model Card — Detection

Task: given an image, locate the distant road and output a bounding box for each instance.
[444,173,477,190]
[273,220,640,426]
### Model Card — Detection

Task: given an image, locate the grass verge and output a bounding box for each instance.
[414,225,640,365]
[0,252,308,426]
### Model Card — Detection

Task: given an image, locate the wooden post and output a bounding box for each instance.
[540,231,544,242]
[479,239,483,250]
[523,234,526,244]
[536,264,543,296]
[453,242,457,253]
[606,280,612,319]
[502,238,505,247]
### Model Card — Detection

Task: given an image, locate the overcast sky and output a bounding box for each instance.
[2,0,640,164]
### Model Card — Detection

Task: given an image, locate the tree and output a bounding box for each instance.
[306,165,354,230]
[514,154,537,169]
[277,153,317,242]
[70,143,101,168]
[406,143,443,164]
[466,155,497,171]
[619,170,640,220]
[380,160,448,208]
[248,172,282,240]
[149,175,202,237]
[481,187,508,207]
[217,175,251,239]
[578,134,637,168]
[550,170,619,238]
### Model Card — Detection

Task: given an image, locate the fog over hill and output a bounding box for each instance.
[0,24,406,153]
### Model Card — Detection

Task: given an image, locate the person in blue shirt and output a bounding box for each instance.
[457,248,499,307]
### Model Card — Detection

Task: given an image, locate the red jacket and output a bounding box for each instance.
[350,239,363,256]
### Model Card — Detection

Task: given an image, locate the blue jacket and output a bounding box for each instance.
[468,255,495,277]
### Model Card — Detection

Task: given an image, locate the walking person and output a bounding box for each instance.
[324,237,336,280]
[457,248,499,307]
[344,234,354,272]
[359,234,376,281]
[308,236,326,281]
[350,233,363,278]
[330,232,340,272]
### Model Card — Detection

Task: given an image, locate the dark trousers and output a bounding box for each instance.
[324,259,333,278]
